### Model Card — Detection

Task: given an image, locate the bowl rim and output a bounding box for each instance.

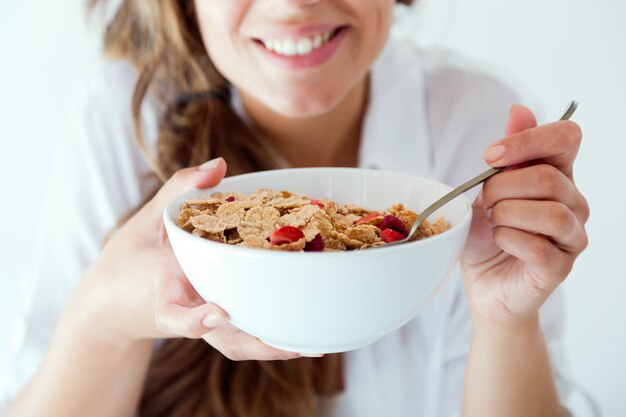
[163,167,472,257]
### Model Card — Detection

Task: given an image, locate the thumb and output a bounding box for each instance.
[483,104,538,165]
[505,104,537,135]
[148,157,228,215]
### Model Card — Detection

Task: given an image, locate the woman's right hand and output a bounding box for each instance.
[68,157,301,361]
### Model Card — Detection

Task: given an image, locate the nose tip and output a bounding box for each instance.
[271,0,321,6]
[264,0,324,19]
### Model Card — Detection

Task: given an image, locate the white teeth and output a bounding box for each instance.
[273,41,283,54]
[296,38,313,55]
[282,39,297,56]
[260,29,336,56]
[313,34,323,49]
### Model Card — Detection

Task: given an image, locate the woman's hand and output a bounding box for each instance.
[460,105,589,329]
[69,157,300,360]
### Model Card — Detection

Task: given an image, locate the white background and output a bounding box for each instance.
[0,0,624,415]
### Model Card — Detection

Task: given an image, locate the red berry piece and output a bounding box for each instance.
[354,212,383,224]
[380,228,406,243]
[310,199,324,209]
[270,226,305,245]
[304,233,325,252]
[377,215,408,236]
[225,196,236,202]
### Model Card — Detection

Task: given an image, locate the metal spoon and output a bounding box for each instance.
[388,100,579,246]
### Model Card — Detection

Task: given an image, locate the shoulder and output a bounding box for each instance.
[419,48,524,142]
[60,59,162,203]
[85,59,140,102]
[371,39,539,182]
[80,59,139,126]
[416,48,538,182]
[420,47,524,104]
[365,39,536,179]
[418,47,533,136]
[379,38,539,137]
[382,35,530,107]
[74,59,163,156]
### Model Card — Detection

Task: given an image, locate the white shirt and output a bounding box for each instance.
[0,13,593,416]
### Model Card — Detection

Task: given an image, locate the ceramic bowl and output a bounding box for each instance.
[164,168,471,353]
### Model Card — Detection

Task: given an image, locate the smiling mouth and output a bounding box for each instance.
[254,26,347,57]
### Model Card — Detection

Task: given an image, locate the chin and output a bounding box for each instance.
[266,89,346,118]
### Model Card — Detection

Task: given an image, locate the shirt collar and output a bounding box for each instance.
[357,34,433,178]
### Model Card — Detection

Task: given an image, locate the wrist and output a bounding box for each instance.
[63,300,147,353]
[63,271,149,350]
[471,312,542,341]
[465,313,564,417]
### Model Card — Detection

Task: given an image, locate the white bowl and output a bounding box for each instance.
[164,168,471,354]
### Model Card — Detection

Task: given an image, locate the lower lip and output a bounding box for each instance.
[253,27,348,70]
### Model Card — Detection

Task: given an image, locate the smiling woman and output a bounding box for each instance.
[2,0,594,416]
[96,1,402,412]
[75,2,419,416]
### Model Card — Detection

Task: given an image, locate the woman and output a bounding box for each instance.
[3,0,590,416]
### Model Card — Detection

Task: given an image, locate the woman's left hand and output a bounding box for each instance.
[460,104,589,328]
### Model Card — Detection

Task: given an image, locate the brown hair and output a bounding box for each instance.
[89,1,414,416]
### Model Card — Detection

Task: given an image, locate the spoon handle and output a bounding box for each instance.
[411,166,506,230]
[405,100,579,242]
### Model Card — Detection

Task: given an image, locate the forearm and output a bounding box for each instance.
[461,316,567,417]
[6,297,153,417]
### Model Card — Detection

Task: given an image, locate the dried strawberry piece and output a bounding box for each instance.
[380,228,406,243]
[310,199,324,209]
[304,233,324,252]
[270,226,305,245]
[378,215,408,236]
[225,196,236,202]
[354,212,383,224]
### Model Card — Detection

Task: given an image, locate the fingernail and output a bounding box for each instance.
[483,145,505,162]
[509,104,516,115]
[202,311,227,328]
[299,353,325,357]
[198,157,222,171]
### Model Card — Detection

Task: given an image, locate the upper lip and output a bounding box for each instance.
[253,23,345,40]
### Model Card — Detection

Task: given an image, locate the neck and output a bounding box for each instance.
[239,77,368,168]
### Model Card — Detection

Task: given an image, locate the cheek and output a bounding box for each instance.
[194,0,249,77]
[358,0,395,56]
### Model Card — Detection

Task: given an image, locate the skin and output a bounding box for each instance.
[194,0,395,167]
[460,106,588,416]
[6,1,588,417]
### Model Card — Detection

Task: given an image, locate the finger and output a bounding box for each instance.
[462,191,502,267]
[481,164,590,224]
[155,270,229,338]
[157,301,228,339]
[483,120,582,179]
[490,199,588,254]
[506,104,537,135]
[492,226,574,289]
[146,157,228,217]
[202,323,301,361]
[161,265,208,306]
